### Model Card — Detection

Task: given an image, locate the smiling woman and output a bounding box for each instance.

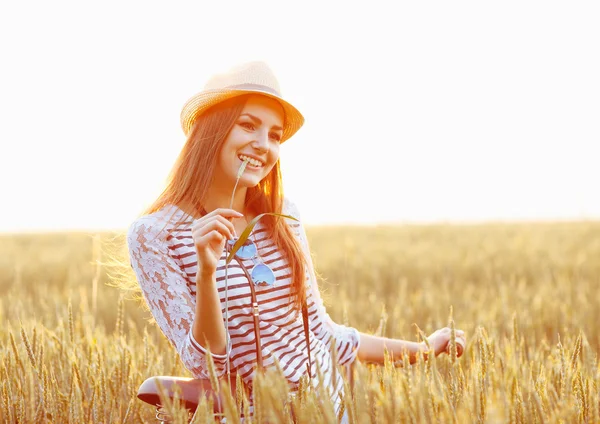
[123,61,466,422]
[210,96,285,212]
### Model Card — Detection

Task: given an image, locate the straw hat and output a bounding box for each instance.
[180,61,304,143]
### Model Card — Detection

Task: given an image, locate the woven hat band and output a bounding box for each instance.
[224,83,281,97]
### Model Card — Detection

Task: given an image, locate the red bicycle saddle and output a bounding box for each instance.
[137,376,216,411]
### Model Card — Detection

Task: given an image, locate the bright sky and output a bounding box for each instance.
[1,1,599,232]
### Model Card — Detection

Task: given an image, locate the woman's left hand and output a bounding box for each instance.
[426,327,466,357]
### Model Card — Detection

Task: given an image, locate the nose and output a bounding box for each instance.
[251,130,270,153]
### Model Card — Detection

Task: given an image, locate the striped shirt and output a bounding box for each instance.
[127,198,360,415]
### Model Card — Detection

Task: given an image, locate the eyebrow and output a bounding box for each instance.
[240,113,283,132]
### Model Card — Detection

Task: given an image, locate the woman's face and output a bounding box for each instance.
[216,95,285,188]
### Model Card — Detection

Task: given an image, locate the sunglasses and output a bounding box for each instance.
[227,238,276,286]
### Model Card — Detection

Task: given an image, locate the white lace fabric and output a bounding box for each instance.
[127,198,360,400]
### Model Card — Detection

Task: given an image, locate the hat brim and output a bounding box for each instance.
[180,88,304,143]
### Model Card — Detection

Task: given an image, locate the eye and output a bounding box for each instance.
[269,132,282,142]
[239,121,255,130]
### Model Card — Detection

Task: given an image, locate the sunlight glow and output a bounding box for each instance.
[1,1,599,232]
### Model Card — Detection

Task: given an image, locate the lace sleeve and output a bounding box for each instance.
[127,216,231,378]
[284,199,361,366]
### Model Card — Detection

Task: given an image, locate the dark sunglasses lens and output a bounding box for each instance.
[251,264,276,286]
[228,238,257,260]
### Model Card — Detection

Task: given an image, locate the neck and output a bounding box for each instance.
[204,184,247,214]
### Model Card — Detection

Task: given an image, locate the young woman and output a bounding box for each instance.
[127,61,466,420]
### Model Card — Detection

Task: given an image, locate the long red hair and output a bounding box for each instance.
[146,94,307,312]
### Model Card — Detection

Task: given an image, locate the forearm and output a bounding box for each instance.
[192,271,227,355]
[357,332,426,365]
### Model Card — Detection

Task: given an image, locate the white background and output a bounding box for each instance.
[1,1,598,232]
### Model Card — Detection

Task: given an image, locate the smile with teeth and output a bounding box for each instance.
[238,154,264,168]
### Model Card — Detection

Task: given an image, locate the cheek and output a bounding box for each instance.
[218,149,235,172]
[269,144,281,162]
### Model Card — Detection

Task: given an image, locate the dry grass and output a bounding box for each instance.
[1,221,599,423]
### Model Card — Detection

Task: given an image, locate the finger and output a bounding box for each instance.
[193,211,239,227]
[212,220,235,240]
[192,219,225,238]
[213,215,237,238]
[193,211,241,235]
[456,338,466,354]
[446,335,466,350]
[204,208,244,219]
[193,219,234,240]
[195,214,237,237]
[197,230,226,246]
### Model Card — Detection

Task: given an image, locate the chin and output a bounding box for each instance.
[238,174,263,187]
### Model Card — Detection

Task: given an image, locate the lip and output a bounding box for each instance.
[238,153,266,167]
[238,156,264,171]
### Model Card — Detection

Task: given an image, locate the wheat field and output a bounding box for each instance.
[1,221,599,423]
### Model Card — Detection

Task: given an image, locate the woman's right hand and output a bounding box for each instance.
[191,208,243,276]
